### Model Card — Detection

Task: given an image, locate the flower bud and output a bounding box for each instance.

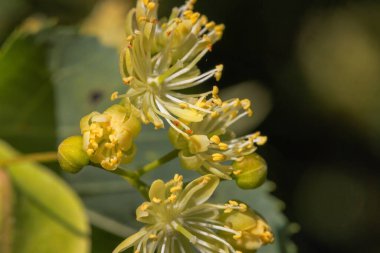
[232,153,267,189]
[219,204,274,252]
[58,136,89,173]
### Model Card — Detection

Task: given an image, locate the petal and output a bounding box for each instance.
[178,151,203,170]
[149,179,166,201]
[113,228,147,253]
[176,175,219,210]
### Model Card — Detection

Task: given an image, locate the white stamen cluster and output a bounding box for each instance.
[170,95,267,179]
[115,0,225,137]
[113,174,249,253]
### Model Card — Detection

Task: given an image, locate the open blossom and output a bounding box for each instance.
[169,94,267,179]
[80,104,141,170]
[113,174,272,253]
[113,0,225,137]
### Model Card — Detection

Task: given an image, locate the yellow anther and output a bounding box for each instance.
[233,170,242,175]
[138,16,148,22]
[174,174,183,182]
[233,99,240,107]
[247,108,253,117]
[228,200,239,206]
[183,10,193,18]
[240,99,251,110]
[218,142,229,151]
[179,103,189,109]
[167,194,177,203]
[86,149,95,156]
[211,111,219,118]
[105,142,115,149]
[202,34,211,43]
[213,98,222,106]
[201,175,211,184]
[212,153,226,162]
[173,17,182,24]
[190,12,200,23]
[152,197,162,204]
[212,85,219,96]
[239,203,247,212]
[206,21,216,29]
[233,231,242,240]
[200,15,208,25]
[140,203,149,211]
[126,35,134,41]
[210,135,221,144]
[170,185,182,193]
[111,91,119,101]
[147,2,156,10]
[143,0,149,6]
[214,64,223,81]
[149,234,158,240]
[256,136,267,145]
[123,76,134,85]
[224,207,233,213]
[134,250,140,253]
[236,251,243,253]
[215,24,225,32]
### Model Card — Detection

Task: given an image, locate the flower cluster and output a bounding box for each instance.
[57,1,276,252]
[113,0,225,136]
[80,104,141,170]
[113,174,273,253]
[169,95,267,179]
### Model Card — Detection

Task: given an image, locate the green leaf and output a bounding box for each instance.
[0,32,56,153]
[0,139,90,253]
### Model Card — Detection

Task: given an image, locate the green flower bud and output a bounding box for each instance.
[58,136,89,173]
[232,153,267,189]
[219,204,274,252]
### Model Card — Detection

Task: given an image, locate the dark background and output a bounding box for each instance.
[1,0,380,252]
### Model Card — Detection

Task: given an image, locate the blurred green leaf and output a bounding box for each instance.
[0,139,90,253]
[0,32,56,152]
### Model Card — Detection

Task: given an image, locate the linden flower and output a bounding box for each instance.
[114,0,225,136]
[113,174,252,253]
[80,104,141,170]
[169,95,267,179]
[219,204,274,252]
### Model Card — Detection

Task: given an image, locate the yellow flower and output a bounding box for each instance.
[114,0,224,137]
[169,97,267,179]
[80,104,141,170]
[113,174,251,253]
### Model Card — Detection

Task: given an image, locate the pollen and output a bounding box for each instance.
[152,197,162,204]
[147,2,156,10]
[122,76,134,85]
[149,234,158,240]
[110,91,119,101]
[214,64,224,81]
[210,135,221,144]
[233,170,242,175]
[212,153,226,162]
[218,142,229,150]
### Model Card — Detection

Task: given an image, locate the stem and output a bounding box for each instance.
[111,168,149,200]
[137,149,179,176]
[0,152,57,166]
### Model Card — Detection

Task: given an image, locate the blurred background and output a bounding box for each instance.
[1,0,380,253]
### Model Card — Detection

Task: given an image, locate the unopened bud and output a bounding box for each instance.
[232,153,267,189]
[58,136,89,173]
